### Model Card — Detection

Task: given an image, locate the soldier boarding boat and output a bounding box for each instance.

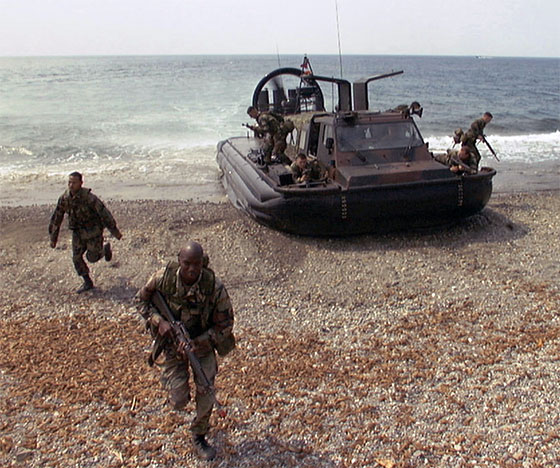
[216,58,496,236]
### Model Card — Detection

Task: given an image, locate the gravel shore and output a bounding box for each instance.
[1,191,559,468]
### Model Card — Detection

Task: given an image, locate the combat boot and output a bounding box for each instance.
[103,242,112,261]
[192,434,216,461]
[77,274,94,294]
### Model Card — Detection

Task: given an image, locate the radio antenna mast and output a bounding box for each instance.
[275,44,281,67]
[335,0,343,78]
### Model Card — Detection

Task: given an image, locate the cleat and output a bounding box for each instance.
[193,434,216,461]
[77,275,94,294]
[104,242,112,261]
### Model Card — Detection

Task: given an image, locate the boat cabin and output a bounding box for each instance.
[250,67,441,190]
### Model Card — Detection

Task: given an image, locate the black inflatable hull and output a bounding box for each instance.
[217,138,496,236]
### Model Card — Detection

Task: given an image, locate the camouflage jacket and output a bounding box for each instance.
[446,149,477,172]
[255,112,283,136]
[290,160,323,183]
[461,118,487,146]
[136,261,235,356]
[48,187,121,243]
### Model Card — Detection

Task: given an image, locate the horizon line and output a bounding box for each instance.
[1,52,559,60]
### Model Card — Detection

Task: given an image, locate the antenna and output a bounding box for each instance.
[275,44,281,67]
[335,0,343,78]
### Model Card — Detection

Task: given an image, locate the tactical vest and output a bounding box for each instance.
[259,112,281,134]
[156,261,216,337]
[66,188,102,231]
[267,111,285,123]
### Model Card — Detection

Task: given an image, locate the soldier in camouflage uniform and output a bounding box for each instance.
[290,153,324,183]
[433,146,477,174]
[386,101,423,118]
[136,241,235,461]
[460,112,493,165]
[48,172,122,293]
[246,106,292,164]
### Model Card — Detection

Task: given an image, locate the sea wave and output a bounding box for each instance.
[0,144,220,186]
[1,131,558,183]
[425,131,560,163]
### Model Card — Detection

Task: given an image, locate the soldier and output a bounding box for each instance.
[460,112,493,165]
[386,101,423,118]
[290,153,324,183]
[433,146,477,174]
[48,171,122,293]
[136,241,235,461]
[246,106,292,164]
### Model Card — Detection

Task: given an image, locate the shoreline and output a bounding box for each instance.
[1,191,559,467]
[0,159,558,208]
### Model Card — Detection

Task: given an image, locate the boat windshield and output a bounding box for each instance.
[336,122,423,152]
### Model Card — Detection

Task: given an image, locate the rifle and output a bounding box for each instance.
[150,290,226,417]
[242,122,264,137]
[481,134,499,161]
[449,156,476,175]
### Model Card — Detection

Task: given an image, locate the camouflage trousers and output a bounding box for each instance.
[160,350,218,436]
[72,230,104,276]
[272,134,287,157]
[262,134,288,163]
[262,137,274,162]
[462,141,481,165]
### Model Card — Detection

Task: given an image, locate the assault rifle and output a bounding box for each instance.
[449,155,477,175]
[242,122,264,137]
[150,290,226,417]
[481,134,499,161]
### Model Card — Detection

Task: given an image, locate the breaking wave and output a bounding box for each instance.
[425,131,560,163]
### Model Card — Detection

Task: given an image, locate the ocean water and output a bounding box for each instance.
[0,55,558,205]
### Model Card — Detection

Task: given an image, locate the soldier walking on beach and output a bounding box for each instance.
[135,241,235,461]
[48,171,122,293]
[246,106,292,164]
[460,111,493,166]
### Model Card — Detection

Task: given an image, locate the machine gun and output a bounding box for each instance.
[481,134,499,161]
[150,290,226,417]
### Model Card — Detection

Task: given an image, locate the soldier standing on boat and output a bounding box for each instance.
[458,112,493,166]
[246,106,292,164]
[48,171,122,293]
[135,241,235,461]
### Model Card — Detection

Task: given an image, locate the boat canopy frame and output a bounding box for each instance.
[251,67,352,115]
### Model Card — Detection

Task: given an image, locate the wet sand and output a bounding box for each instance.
[0,159,558,207]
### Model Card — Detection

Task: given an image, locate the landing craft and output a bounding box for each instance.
[216,58,496,236]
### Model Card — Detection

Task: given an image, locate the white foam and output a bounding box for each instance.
[0,144,220,188]
[426,131,560,163]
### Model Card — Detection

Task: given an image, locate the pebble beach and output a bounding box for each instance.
[1,189,559,467]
